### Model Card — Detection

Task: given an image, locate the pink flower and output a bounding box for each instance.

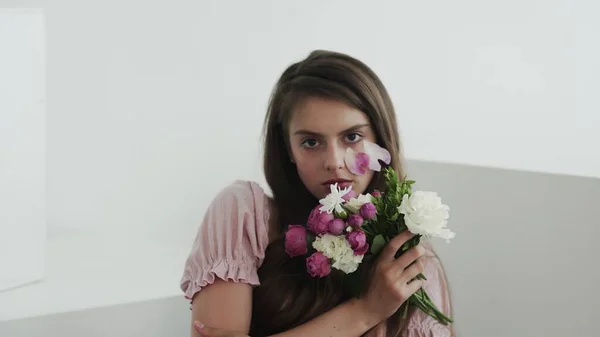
[354,243,369,255]
[344,140,391,176]
[284,225,308,257]
[307,206,333,234]
[346,230,369,255]
[372,190,382,197]
[328,218,346,235]
[360,202,377,220]
[347,214,364,229]
[306,252,331,277]
[342,189,358,201]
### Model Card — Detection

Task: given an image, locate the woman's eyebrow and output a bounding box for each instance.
[293,123,370,136]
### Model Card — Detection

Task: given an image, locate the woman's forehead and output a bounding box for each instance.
[289,97,370,134]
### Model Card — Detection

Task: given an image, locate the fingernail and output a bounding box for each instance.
[194,321,204,330]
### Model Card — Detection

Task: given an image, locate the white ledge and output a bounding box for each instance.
[0,228,191,322]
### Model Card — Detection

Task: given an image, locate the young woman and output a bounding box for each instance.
[180,50,454,337]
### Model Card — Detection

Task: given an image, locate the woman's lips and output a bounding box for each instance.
[322,179,353,189]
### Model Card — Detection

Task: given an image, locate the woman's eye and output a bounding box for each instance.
[301,139,319,148]
[345,133,362,143]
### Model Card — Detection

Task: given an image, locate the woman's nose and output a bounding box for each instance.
[323,144,345,171]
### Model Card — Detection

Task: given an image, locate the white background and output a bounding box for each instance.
[34,0,600,240]
[2,0,590,240]
[0,8,45,292]
[1,0,599,335]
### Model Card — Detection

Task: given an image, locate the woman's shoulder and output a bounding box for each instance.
[209,179,271,217]
[180,179,273,301]
[202,179,273,234]
[213,179,269,204]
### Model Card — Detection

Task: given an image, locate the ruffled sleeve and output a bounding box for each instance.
[179,180,270,303]
[404,242,455,337]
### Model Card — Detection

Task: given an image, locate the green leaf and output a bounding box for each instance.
[371,234,386,255]
[335,209,348,219]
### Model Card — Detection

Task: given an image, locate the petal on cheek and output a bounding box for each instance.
[363,141,391,171]
[344,148,369,175]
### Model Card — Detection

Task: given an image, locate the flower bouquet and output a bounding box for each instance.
[283,143,455,325]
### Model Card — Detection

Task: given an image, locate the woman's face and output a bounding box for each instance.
[288,96,377,200]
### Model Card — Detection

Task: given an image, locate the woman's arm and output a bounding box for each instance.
[269,297,379,337]
[191,280,380,337]
[193,232,426,337]
[190,280,253,336]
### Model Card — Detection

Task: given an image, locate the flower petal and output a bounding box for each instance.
[363,140,391,171]
[319,183,352,214]
[354,242,369,255]
[438,228,456,243]
[342,189,358,201]
[344,148,370,175]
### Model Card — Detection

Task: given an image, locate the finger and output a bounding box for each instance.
[379,230,415,261]
[394,245,425,271]
[193,322,217,337]
[399,258,424,282]
[193,322,208,336]
[404,278,425,298]
[193,321,245,337]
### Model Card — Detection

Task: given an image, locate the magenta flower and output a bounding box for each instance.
[342,189,358,201]
[284,225,308,257]
[347,214,364,229]
[344,140,391,175]
[328,218,346,235]
[346,230,369,255]
[372,190,382,197]
[306,252,331,277]
[359,202,377,220]
[307,206,333,234]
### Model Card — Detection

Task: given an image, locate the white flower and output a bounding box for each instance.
[345,193,372,213]
[397,191,455,243]
[331,250,363,274]
[313,234,363,274]
[319,183,352,214]
[312,234,347,258]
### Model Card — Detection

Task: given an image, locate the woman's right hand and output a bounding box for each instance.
[359,230,426,322]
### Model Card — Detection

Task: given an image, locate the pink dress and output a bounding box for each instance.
[180,180,454,337]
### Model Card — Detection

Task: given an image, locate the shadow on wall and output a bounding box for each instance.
[406,159,599,337]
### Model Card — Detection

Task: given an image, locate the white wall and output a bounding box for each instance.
[31,0,599,239]
[0,8,46,292]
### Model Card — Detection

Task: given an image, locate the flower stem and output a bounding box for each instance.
[409,289,453,324]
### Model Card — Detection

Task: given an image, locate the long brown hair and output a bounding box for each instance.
[251,50,412,336]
